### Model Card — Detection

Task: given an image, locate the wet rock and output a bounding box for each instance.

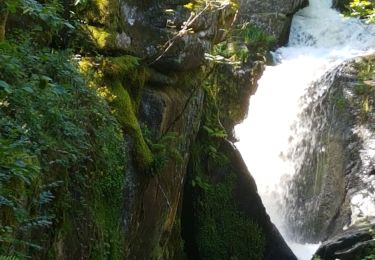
[125,87,204,259]
[315,219,375,260]
[285,56,375,244]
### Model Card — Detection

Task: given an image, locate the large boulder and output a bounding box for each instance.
[182,139,297,260]
[284,55,375,245]
[119,1,237,71]
[315,219,375,260]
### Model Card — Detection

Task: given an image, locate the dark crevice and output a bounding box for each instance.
[180,158,200,260]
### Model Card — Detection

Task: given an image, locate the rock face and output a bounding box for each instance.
[315,219,375,260]
[118,0,306,259]
[182,139,297,260]
[119,0,235,71]
[332,0,351,11]
[238,0,308,44]
[220,141,298,260]
[124,87,205,259]
[0,0,308,258]
[284,56,375,252]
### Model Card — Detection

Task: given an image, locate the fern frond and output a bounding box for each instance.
[0,256,19,260]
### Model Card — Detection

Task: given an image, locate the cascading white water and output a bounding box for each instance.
[235,0,375,259]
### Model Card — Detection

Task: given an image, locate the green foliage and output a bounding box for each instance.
[235,23,276,51]
[204,23,271,130]
[0,32,126,258]
[356,57,375,81]
[79,55,154,172]
[211,23,275,64]
[0,256,19,260]
[345,0,375,23]
[197,179,265,260]
[4,0,74,32]
[189,143,265,260]
[353,57,375,121]
[0,125,47,255]
[143,128,183,175]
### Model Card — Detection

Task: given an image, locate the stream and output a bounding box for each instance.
[235,0,375,259]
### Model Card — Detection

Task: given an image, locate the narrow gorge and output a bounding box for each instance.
[0,0,374,259]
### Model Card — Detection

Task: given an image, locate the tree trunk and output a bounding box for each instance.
[0,9,8,42]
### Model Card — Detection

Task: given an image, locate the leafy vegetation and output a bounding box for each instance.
[186,137,265,260]
[353,56,375,121]
[209,23,275,65]
[143,128,183,175]
[0,0,276,258]
[0,0,128,256]
[343,0,375,23]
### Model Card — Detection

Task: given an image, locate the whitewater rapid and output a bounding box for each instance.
[235,0,375,259]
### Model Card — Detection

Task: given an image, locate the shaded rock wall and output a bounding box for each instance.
[124,87,205,259]
[182,139,297,260]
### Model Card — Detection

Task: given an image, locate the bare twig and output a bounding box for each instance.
[149,1,212,65]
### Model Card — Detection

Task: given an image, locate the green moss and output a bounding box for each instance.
[103,56,149,107]
[103,56,140,77]
[89,198,124,259]
[79,55,153,171]
[75,0,121,29]
[110,81,153,170]
[81,25,117,50]
[188,142,265,260]
[197,176,265,260]
[73,0,123,53]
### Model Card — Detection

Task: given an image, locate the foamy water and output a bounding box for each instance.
[235,0,375,259]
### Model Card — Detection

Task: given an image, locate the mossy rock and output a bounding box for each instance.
[78,25,119,52]
[75,0,121,29]
[182,136,266,260]
[109,81,153,170]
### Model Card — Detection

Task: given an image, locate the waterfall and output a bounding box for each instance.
[235,0,375,259]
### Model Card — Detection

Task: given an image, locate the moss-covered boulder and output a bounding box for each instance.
[182,139,297,260]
